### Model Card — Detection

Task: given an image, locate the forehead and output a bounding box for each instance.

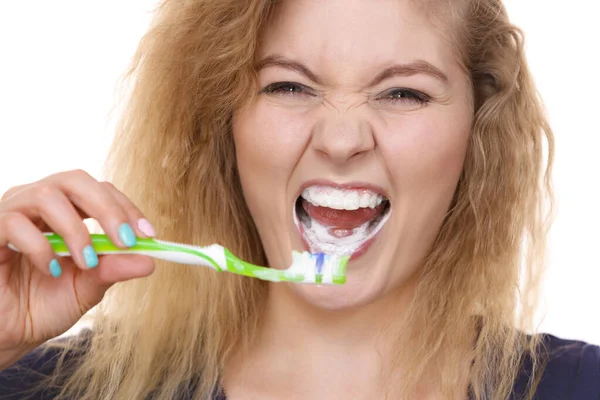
[259,0,459,80]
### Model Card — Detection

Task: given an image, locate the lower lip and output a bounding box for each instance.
[296,219,382,261]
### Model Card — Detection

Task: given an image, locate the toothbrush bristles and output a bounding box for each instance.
[293,251,349,285]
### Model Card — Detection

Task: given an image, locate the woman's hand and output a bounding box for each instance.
[0,170,155,368]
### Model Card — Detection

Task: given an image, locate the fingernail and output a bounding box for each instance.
[137,218,156,237]
[118,223,137,247]
[49,258,62,278]
[83,245,98,268]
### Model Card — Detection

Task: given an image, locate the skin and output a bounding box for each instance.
[229,0,473,398]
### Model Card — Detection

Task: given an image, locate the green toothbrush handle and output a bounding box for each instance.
[222,248,305,282]
[42,233,225,271]
[43,233,166,255]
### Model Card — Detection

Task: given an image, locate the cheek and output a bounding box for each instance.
[377,110,470,242]
[379,111,470,193]
[232,100,313,214]
[377,110,471,267]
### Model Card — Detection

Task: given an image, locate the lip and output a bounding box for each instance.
[294,179,390,200]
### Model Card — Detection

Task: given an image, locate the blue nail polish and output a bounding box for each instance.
[118,223,137,247]
[49,258,62,278]
[83,245,99,268]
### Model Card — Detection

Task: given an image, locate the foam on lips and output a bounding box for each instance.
[294,185,391,256]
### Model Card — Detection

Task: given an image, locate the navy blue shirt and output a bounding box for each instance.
[0,333,598,399]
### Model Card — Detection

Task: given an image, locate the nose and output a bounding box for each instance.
[311,113,375,164]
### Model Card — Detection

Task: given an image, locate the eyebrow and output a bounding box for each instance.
[256,55,323,85]
[369,60,449,86]
[256,54,449,86]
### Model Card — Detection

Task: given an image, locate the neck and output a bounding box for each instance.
[224,275,436,399]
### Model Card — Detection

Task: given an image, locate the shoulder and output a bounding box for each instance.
[513,333,600,399]
[0,334,89,400]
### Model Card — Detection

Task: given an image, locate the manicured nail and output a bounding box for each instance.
[137,218,156,237]
[118,223,137,247]
[83,245,98,268]
[49,258,62,278]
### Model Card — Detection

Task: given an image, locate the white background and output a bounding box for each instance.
[0,2,599,343]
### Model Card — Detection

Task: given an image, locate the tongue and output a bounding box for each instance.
[302,199,385,229]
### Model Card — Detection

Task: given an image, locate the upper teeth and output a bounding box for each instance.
[301,186,385,210]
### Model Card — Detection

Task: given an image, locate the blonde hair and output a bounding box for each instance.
[49,0,554,399]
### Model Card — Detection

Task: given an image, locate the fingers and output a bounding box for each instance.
[17,186,99,271]
[0,169,157,272]
[43,170,138,248]
[0,212,58,277]
[0,184,27,201]
[100,181,156,238]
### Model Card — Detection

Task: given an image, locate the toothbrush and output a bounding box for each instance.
[10,233,349,285]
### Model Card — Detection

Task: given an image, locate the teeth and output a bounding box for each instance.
[301,186,385,210]
[359,195,369,208]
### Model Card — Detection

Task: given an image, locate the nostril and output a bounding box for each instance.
[310,117,375,164]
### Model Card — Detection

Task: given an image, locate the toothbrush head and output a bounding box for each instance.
[288,250,349,284]
[222,248,350,284]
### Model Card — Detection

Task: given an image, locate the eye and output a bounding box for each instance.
[260,81,315,97]
[375,88,430,107]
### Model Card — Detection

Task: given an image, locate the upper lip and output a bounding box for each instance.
[295,179,390,201]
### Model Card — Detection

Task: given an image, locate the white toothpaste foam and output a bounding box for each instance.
[303,218,370,250]
[296,205,391,256]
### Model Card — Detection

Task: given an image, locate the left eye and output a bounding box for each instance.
[376,88,430,105]
[260,81,315,97]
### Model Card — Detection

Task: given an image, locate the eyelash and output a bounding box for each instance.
[260,82,430,106]
[260,81,314,97]
[377,88,430,105]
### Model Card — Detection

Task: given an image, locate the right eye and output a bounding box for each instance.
[260,81,315,97]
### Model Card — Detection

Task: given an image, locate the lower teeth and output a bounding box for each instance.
[330,228,353,238]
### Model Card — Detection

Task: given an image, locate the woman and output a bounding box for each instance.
[0,0,598,399]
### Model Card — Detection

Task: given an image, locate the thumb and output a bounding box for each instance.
[73,254,155,311]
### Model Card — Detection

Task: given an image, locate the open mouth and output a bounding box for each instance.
[293,184,392,259]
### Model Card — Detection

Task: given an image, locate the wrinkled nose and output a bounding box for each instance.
[311,113,375,164]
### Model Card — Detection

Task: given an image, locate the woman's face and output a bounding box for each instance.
[233,0,473,309]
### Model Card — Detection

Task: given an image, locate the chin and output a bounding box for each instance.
[284,275,389,312]
[283,215,401,312]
